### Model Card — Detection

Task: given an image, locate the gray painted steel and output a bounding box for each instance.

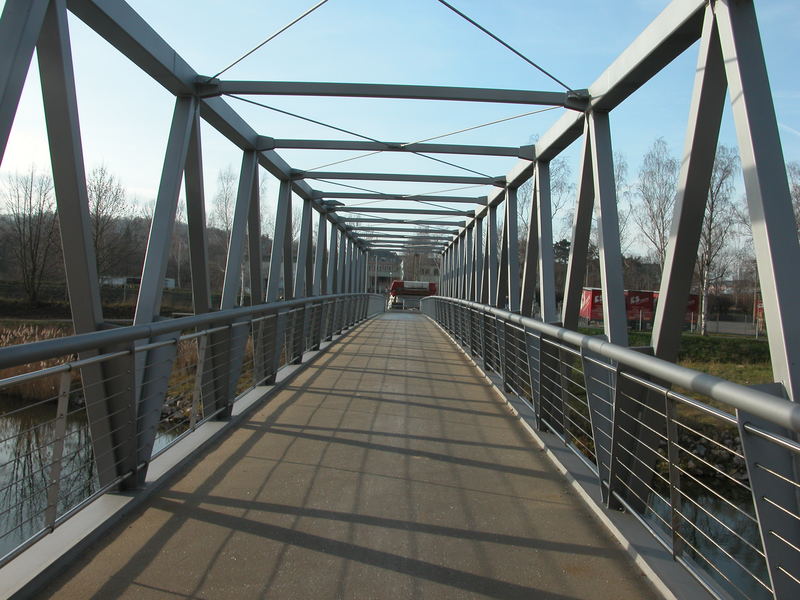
[217,80,584,107]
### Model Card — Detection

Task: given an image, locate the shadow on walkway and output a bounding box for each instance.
[40,313,656,600]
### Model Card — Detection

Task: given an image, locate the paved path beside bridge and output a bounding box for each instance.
[40,312,656,599]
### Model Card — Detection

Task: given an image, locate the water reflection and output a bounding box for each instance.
[0,394,179,561]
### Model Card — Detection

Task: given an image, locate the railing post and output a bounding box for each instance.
[45,371,72,529]
[737,392,800,600]
[524,329,542,428]
[581,347,616,503]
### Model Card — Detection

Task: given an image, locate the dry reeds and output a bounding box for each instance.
[0,322,75,403]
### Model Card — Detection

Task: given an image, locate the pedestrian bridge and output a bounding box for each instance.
[29,313,656,600]
[1,0,800,599]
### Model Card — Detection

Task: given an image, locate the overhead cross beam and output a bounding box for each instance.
[316,192,486,204]
[330,207,474,216]
[345,226,458,234]
[209,80,590,110]
[340,218,467,226]
[295,170,502,186]
[263,138,534,158]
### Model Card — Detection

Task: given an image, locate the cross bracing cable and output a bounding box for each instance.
[208,0,332,81]
[226,95,491,177]
[306,105,558,171]
[434,0,572,91]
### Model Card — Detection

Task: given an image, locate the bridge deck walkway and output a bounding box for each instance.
[40,312,656,599]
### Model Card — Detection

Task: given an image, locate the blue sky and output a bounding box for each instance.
[2,0,799,232]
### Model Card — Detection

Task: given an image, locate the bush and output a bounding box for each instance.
[578,327,770,364]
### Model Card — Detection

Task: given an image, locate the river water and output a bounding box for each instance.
[0,394,179,560]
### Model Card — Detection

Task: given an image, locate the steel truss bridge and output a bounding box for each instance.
[0,1,798,599]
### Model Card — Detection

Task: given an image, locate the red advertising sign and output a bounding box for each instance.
[581,288,698,323]
[580,289,604,320]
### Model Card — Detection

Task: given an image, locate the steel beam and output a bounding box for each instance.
[298,171,500,185]
[520,167,539,318]
[267,180,291,302]
[561,132,594,330]
[0,0,50,164]
[318,192,486,204]
[652,4,726,361]
[447,0,707,247]
[217,80,583,108]
[505,188,521,312]
[313,216,327,296]
[715,0,800,403]
[38,0,137,489]
[294,197,313,298]
[535,162,557,322]
[184,110,212,314]
[247,168,263,304]
[134,96,196,324]
[472,217,483,302]
[268,138,531,158]
[487,203,498,307]
[331,207,474,216]
[340,218,466,226]
[327,225,338,295]
[220,150,257,309]
[588,112,627,346]
[346,226,458,235]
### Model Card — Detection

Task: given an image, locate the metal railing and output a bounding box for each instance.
[422,296,800,600]
[0,293,384,567]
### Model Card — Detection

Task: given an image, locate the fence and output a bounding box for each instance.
[0,293,385,567]
[422,296,800,600]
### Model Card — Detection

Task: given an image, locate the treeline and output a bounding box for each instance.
[0,165,276,307]
[517,139,800,333]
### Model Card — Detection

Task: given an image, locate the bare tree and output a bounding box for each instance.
[212,166,236,240]
[87,165,128,276]
[787,160,800,235]
[633,138,679,274]
[697,145,739,335]
[517,157,574,242]
[2,167,59,302]
[614,152,635,255]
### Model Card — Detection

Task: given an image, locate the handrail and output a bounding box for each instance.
[0,293,384,371]
[422,296,800,433]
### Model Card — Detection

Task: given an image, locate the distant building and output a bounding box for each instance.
[367,251,402,293]
[402,253,439,282]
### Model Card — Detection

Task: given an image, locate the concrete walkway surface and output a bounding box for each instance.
[39,312,656,599]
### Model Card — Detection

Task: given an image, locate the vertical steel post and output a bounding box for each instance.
[465,225,474,300]
[520,169,539,318]
[38,0,139,488]
[487,203,499,306]
[561,126,593,330]
[294,197,313,299]
[535,162,557,322]
[337,231,346,293]
[313,216,328,296]
[327,225,338,295]
[652,4,726,362]
[505,187,521,312]
[184,110,212,315]
[267,180,291,302]
[0,0,49,164]
[220,151,257,309]
[248,168,264,305]
[473,217,484,302]
[716,0,800,402]
[588,111,627,346]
